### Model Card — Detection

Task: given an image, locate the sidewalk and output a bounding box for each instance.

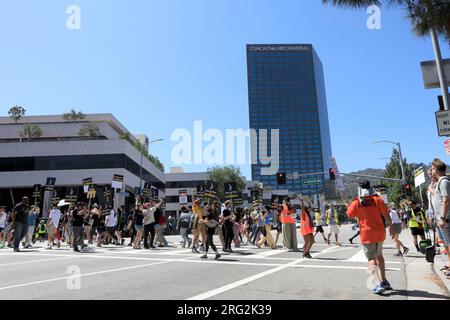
[398,228,450,300]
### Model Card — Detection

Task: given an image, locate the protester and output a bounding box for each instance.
[11,196,31,252]
[143,200,163,249]
[177,206,192,248]
[24,205,38,248]
[222,208,234,253]
[257,206,276,249]
[201,205,221,260]
[347,180,394,294]
[191,197,206,253]
[389,203,409,256]
[133,202,144,249]
[281,197,298,252]
[105,206,118,245]
[72,202,86,252]
[431,158,450,278]
[326,204,341,246]
[273,207,282,247]
[233,207,243,248]
[313,208,327,242]
[47,203,62,250]
[408,200,426,252]
[0,206,7,248]
[299,199,315,258]
[154,208,169,247]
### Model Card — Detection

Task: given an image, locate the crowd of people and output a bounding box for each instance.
[1,158,449,294]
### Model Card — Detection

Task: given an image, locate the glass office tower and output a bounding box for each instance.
[246,44,332,195]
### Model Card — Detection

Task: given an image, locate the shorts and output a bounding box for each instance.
[315,226,324,233]
[328,224,339,234]
[363,242,383,260]
[47,224,57,236]
[438,223,450,247]
[410,227,425,237]
[392,223,402,235]
[135,225,143,231]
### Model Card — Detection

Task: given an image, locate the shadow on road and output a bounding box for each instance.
[382,289,449,300]
[216,258,240,262]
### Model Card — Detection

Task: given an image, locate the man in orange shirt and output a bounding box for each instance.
[347,180,394,295]
[281,198,299,252]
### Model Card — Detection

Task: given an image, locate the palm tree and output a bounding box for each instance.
[78,123,101,139]
[20,124,43,142]
[63,109,86,122]
[322,0,450,42]
[8,105,26,124]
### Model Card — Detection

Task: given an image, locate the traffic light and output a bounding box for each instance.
[277,172,286,185]
[329,168,336,181]
[404,183,412,197]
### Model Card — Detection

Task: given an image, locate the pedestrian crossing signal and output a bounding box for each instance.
[329,168,336,181]
[404,184,412,197]
[277,172,286,185]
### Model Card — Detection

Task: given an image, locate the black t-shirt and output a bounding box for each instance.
[153,209,162,225]
[72,209,85,227]
[134,210,144,226]
[14,202,30,223]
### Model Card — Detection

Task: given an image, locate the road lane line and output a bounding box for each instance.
[0,257,76,267]
[186,246,338,300]
[348,249,367,262]
[292,265,401,271]
[0,260,171,291]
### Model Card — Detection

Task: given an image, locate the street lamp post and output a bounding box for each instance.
[373,140,407,196]
[139,138,164,193]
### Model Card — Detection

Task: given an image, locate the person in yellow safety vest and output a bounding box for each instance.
[408,200,426,252]
[326,204,341,246]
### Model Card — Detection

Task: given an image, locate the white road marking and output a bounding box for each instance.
[0,260,171,291]
[348,249,367,262]
[293,265,401,271]
[186,246,338,300]
[254,249,288,257]
[0,257,76,267]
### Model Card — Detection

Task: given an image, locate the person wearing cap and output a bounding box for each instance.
[408,200,427,252]
[191,196,206,253]
[12,196,31,252]
[47,203,62,249]
[347,180,394,294]
[281,197,298,252]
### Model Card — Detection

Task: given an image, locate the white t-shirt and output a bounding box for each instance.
[106,210,117,227]
[49,209,61,228]
[389,210,402,224]
[0,213,6,228]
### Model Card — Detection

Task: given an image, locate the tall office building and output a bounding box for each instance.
[246,44,333,195]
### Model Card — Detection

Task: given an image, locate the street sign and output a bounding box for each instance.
[302,178,321,185]
[178,189,187,204]
[420,59,450,89]
[435,110,450,136]
[118,191,129,197]
[445,139,450,156]
[414,166,426,187]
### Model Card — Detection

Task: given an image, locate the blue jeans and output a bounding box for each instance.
[14,221,28,250]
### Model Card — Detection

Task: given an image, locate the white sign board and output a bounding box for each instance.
[435,110,450,136]
[414,167,426,187]
[179,189,188,204]
[330,158,345,191]
[421,59,450,89]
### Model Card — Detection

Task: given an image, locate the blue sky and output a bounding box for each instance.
[1,0,449,179]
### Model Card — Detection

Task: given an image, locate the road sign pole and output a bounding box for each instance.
[430,28,449,111]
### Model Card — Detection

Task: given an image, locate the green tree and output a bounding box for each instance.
[8,105,26,124]
[19,124,42,142]
[63,109,86,122]
[322,0,450,42]
[132,140,165,172]
[207,166,246,202]
[384,148,421,204]
[78,123,101,139]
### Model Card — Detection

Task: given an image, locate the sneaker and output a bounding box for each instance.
[192,247,199,254]
[393,252,402,257]
[13,248,20,252]
[201,254,207,259]
[349,238,353,244]
[74,248,80,252]
[150,245,156,249]
[57,242,61,248]
[372,284,385,295]
[46,247,53,250]
[306,253,312,259]
[380,280,392,290]
[121,239,125,246]
[403,247,409,255]
[215,253,221,260]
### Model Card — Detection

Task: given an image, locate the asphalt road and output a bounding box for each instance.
[0,225,429,300]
